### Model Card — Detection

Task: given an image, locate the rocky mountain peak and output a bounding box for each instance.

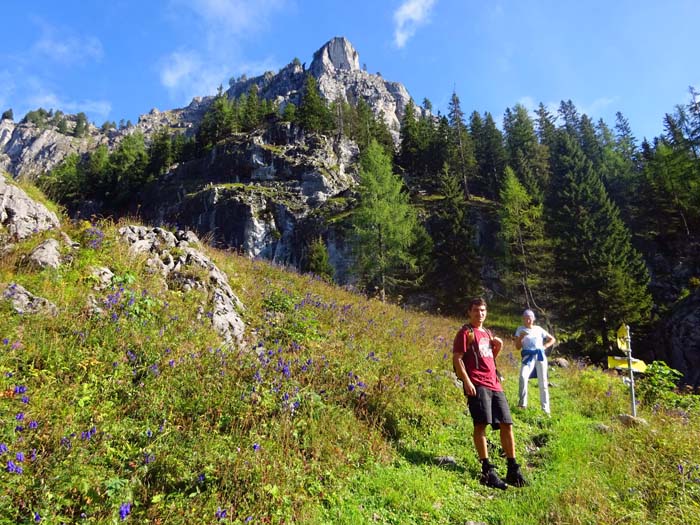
[309,37,360,77]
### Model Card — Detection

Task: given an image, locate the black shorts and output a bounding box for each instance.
[467,386,513,429]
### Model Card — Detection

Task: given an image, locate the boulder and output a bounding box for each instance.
[28,238,62,269]
[0,174,60,240]
[117,225,245,345]
[2,282,58,316]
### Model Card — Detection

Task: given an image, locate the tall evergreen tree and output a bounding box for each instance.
[546,132,652,354]
[535,102,557,149]
[503,103,550,201]
[306,237,334,282]
[431,163,480,310]
[471,112,506,199]
[498,166,551,309]
[297,75,334,133]
[351,139,422,300]
[447,91,475,198]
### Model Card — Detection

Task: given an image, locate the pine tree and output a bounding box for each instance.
[297,75,334,133]
[1,109,13,121]
[431,163,480,310]
[535,102,557,148]
[447,91,475,199]
[503,103,550,202]
[547,132,652,354]
[73,112,89,137]
[351,139,421,300]
[306,237,334,282]
[471,112,506,199]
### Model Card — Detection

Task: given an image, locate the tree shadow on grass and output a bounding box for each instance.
[397,446,468,474]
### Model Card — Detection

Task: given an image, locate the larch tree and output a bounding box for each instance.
[351,139,422,301]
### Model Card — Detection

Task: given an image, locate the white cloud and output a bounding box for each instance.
[30,20,103,65]
[26,91,112,120]
[159,0,288,103]
[180,0,287,35]
[393,0,437,48]
[160,51,227,101]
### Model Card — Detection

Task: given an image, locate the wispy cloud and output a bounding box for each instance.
[160,0,288,102]
[178,0,287,36]
[393,0,437,49]
[25,83,111,120]
[30,19,103,65]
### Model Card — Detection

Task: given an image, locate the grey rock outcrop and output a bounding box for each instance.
[118,225,245,345]
[0,174,60,240]
[28,238,62,269]
[666,289,700,387]
[141,123,358,271]
[2,282,58,316]
[0,119,108,180]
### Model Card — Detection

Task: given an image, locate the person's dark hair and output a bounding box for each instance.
[467,297,487,312]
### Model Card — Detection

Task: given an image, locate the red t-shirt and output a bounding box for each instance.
[453,324,502,392]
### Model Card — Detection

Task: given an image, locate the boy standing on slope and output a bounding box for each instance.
[453,297,528,489]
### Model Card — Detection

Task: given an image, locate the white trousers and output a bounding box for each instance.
[518,356,550,414]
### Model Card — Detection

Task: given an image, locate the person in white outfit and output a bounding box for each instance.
[514,309,556,415]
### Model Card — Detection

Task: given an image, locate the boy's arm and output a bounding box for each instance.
[453,352,476,397]
[492,336,503,358]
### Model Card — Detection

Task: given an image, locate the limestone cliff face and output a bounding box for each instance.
[0,118,109,179]
[138,122,358,271]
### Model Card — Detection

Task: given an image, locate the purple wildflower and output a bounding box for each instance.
[119,502,131,520]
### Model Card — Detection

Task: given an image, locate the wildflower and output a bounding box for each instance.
[0,443,7,454]
[14,385,27,394]
[16,413,24,421]
[146,429,153,438]
[34,511,41,522]
[253,443,260,451]
[143,453,155,464]
[6,460,22,474]
[2,338,8,345]
[16,452,25,462]
[348,384,355,392]
[119,502,131,520]
[215,508,227,519]
[21,396,29,404]
[29,420,38,429]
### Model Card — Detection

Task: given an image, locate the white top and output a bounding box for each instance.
[514,325,551,351]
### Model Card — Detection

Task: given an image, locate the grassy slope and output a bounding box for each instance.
[0,212,698,524]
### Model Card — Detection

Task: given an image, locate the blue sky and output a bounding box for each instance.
[2,0,698,141]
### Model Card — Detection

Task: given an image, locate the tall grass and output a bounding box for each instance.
[0,217,698,524]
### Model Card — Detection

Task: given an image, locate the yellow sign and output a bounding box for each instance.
[617,324,630,352]
[608,355,647,373]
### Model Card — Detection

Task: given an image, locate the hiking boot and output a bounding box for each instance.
[480,467,507,490]
[506,463,528,487]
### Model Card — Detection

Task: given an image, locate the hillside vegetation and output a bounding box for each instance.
[1,211,699,524]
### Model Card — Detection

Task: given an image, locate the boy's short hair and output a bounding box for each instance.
[468,297,487,311]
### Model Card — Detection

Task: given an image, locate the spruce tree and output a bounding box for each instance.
[547,132,652,354]
[431,163,480,310]
[447,91,475,199]
[503,103,550,202]
[306,237,334,282]
[471,112,506,200]
[298,75,333,133]
[351,139,421,300]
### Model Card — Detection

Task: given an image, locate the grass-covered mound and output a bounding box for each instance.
[1,215,698,524]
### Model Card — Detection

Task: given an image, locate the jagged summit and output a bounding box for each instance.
[309,37,360,76]
[225,36,411,138]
